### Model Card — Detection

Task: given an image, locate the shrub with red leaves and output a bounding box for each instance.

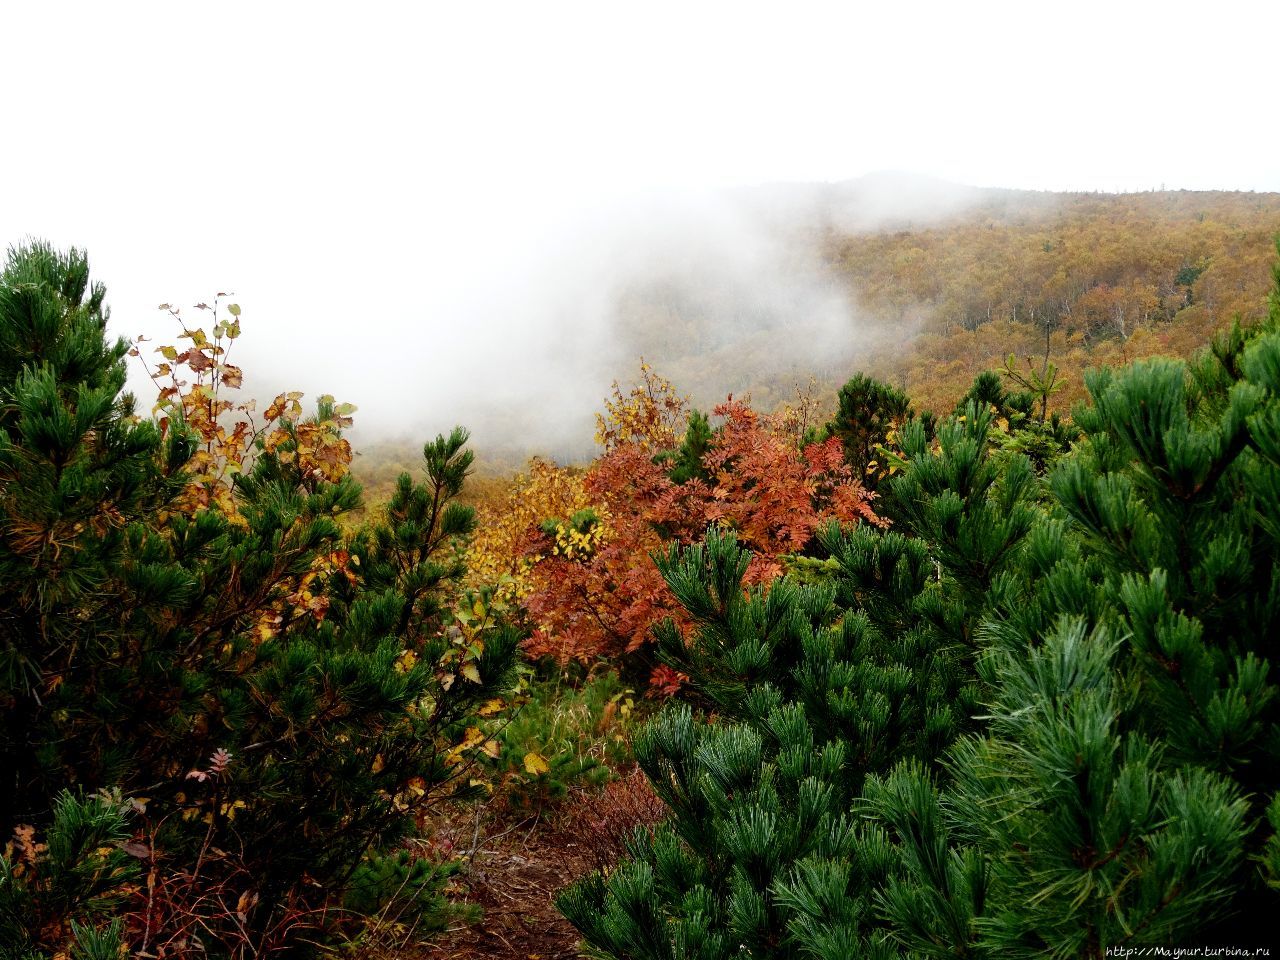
[522,385,881,683]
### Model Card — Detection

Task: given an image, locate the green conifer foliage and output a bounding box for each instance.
[662,408,714,485]
[558,403,1034,957]
[0,790,138,960]
[821,373,924,487]
[0,242,186,824]
[0,242,518,951]
[959,368,1078,475]
[559,243,1280,957]
[942,622,1249,956]
[867,262,1280,955]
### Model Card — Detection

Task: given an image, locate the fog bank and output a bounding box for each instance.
[118,173,993,464]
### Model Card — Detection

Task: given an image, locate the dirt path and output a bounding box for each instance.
[409,769,663,960]
[413,811,592,960]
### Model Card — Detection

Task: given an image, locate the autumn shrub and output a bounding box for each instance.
[517,368,880,684]
[465,456,594,607]
[0,242,518,955]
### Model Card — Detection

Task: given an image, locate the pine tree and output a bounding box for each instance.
[661,408,714,485]
[558,403,1035,957]
[0,242,519,952]
[0,790,138,960]
[821,373,932,487]
[835,268,1280,956]
[0,241,186,828]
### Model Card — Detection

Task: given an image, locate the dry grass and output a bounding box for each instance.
[402,768,665,960]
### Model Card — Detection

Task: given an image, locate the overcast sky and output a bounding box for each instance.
[3,0,1278,454]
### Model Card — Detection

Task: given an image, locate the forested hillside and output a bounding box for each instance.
[351,186,1280,496]
[611,185,1280,418]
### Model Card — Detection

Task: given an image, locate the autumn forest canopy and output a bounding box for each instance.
[361,183,1280,474]
[4,183,1280,959]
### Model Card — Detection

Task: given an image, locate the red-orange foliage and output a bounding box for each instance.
[702,398,881,581]
[521,387,881,676]
[522,442,691,666]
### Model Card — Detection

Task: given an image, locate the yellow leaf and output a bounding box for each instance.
[371,753,385,774]
[523,751,550,776]
[477,697,505,716]
[481,739,501,759]
[222,799,247,820]
[461,663,481,684]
